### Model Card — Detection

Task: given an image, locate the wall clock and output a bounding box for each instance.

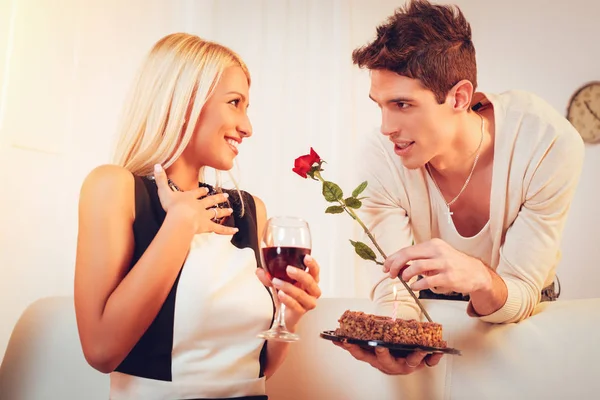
[567,81,600,144]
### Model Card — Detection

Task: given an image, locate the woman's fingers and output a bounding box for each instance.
[198,192,230,208]
[288,266,321,298]
[277,290,306,315]
[272,275,317,311]
[154,164,173,208]
[208,207,234,221]
[303,254,320,283]
[189,186,210,199]
[208,220,239,235]
[255,268,272,287]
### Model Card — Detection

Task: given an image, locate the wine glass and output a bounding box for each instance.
[257,216,312,342]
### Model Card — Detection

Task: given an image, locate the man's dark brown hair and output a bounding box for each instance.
[352,0,477,104]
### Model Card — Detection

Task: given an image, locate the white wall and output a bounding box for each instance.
[453,0,600,302]
[1,0,598,361]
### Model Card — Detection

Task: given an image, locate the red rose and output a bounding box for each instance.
[292,148,321,178]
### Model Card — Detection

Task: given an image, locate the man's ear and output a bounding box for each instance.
[446,79,474,112]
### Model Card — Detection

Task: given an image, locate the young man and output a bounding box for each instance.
[338,0,584,374]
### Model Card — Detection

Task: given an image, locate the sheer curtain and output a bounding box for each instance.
[0,0,397,355]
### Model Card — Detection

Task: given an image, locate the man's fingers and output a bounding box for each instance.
[377,349,426,373]
[425,353,443,367]
[383,252,408,277]
[409,274,447,291]
[401,259,440,281]
[338,344,425,375]
[343,343,378,364]
[383,241,438,275]
[405,350,428,368]
[373,347,399,370]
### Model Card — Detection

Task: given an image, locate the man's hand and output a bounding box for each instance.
[384,238,492,295]
[333,342,443,375]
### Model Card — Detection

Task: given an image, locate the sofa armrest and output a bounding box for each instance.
[0,296,108,400]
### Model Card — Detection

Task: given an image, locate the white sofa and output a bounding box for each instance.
[0,296,598,400]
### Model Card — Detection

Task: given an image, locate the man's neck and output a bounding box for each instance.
[428,110,491,182]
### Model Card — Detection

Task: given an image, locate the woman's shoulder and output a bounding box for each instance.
[79,164,136,218]
[250,193,266,216]
[82,164,134,190]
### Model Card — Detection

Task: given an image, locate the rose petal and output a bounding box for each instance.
[292,166,308,178]
[309,148,321,164]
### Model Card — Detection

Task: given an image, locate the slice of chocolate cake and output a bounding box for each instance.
[335,310,446,348]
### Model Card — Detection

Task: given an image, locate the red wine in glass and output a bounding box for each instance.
[262,247,311,284]
[258,216,311,342]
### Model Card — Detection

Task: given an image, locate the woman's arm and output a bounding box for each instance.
[74,165,233,373]
[74,165,196,373]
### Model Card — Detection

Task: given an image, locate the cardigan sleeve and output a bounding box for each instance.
[356,132,422,321]
[469,123,584,324]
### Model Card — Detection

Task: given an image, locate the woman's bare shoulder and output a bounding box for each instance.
[79,164,136,218]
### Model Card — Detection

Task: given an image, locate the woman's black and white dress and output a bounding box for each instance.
[109,176,274,400]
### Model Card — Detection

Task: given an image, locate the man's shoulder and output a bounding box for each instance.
[496,90,559,117]
[493,90,584,169]
[495,90,582,145]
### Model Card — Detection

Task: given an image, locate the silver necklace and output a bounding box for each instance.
[145,175,227,223]
[427,113,485,224]
[146,175,215,194]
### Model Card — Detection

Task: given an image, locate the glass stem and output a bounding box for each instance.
[275,300,287,330]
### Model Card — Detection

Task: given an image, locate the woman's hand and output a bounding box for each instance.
[255,254,322,330]
[153,164,237,235]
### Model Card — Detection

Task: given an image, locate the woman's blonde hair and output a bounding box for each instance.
[113,33,250,213]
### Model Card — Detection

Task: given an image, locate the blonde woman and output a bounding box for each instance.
[74,33,321,400]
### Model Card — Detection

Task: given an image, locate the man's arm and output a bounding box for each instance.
[356,131,421,320]
[468,125,584,323]
[467,262,508,316]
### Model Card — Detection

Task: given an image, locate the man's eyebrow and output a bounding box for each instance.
[369,94,413,104]
[387,97,413,103]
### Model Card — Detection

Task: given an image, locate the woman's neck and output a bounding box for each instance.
[165,159,201,191]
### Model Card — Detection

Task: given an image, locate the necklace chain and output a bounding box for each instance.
[145,175,229,224]
[167,178,182,192]
[427,113,485,222]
